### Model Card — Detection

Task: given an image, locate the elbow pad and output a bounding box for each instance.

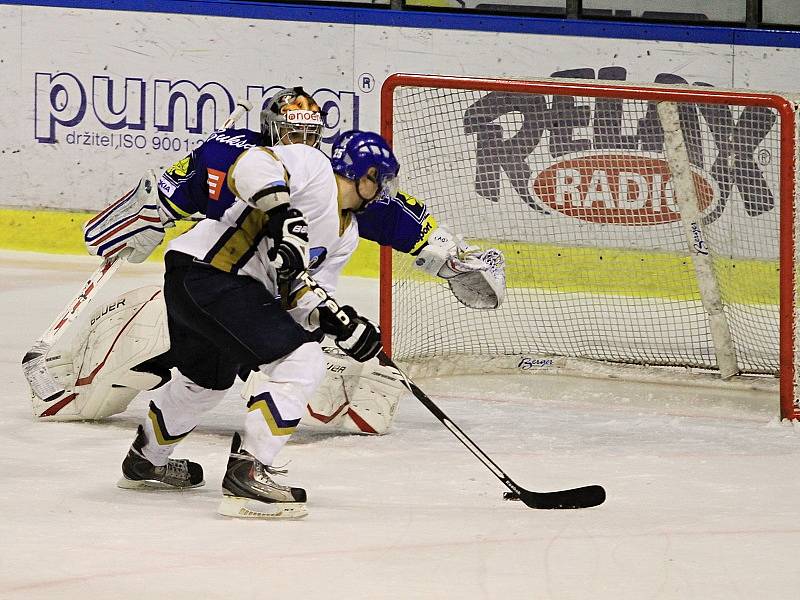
[251,185,290,213]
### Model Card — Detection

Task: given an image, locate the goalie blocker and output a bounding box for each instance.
[32,286,407,434]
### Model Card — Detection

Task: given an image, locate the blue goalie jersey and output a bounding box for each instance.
[157,129,261,221]
[156,128,437,255]
[354,189,435,255]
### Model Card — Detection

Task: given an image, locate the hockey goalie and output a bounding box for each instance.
[32,220,505,434]
[32,205,505,436]
[27,86,507,436]
[32,283,409,435]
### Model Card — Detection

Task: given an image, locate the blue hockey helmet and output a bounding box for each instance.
[330,130,400,204]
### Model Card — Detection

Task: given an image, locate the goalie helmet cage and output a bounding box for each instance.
[378,73,800,421]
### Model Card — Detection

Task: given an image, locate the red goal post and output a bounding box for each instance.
[379,73,800,420]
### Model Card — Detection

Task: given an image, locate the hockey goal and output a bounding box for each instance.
[379,73,800,420]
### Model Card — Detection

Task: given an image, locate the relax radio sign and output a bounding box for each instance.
[463,67,779,226]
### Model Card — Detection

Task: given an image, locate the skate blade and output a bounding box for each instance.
[217,495,308,520]
[117,477,205,491]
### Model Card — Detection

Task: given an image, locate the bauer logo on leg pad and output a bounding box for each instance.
[302,347,362,430]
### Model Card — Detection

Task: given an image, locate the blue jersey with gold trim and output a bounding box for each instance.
[157,128,437,254]
[355,190,436,255]
[157,128,261,221]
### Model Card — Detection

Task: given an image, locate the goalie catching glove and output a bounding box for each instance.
[414,227,506,309]
[84,170,174,263]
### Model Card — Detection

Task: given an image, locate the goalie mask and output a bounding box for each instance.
[330,130,400,210]
[261,86,325,148]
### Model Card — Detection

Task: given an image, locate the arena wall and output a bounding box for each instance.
[1,0,798,265]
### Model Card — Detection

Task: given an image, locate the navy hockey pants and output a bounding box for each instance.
[157,251,314,390]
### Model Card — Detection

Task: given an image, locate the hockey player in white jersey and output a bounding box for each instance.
[61,86,505,437]
[114,130,400,519]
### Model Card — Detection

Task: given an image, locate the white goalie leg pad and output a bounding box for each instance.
[34,286,171,421]
[340,360,406,435]
[31,350,79,419]
[302,347,364,430]
[446,248,507,309]
[84,170,171,263]
[301,348,407,435]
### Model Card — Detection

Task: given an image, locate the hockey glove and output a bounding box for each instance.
[266,206,309,282]
[414,227,506,309]
[318,304,382,363]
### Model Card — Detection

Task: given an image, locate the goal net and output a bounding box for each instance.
[379,73,800,420]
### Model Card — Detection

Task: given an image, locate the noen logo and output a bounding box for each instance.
[531,153,715,224]
[286,110,322,125]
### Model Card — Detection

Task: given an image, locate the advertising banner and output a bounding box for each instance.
[387,75,785,262]
[2,3,799,215]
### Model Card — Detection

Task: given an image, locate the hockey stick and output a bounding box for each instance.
[22,249,130,402]
[377,351,606,510]
[296,270,605,509]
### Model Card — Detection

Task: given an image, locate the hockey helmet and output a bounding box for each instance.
[330,130,400,206]
[260,86,324,148]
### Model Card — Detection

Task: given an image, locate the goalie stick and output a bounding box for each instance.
[376,351,606,510]
[222,98,253,129]
[296,270,605,509]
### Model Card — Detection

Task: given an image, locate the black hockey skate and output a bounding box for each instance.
[117,425,204,490]
[218,433,308,519]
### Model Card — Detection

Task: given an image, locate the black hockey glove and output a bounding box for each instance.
[265,205,309,282]
[318,303,382,363]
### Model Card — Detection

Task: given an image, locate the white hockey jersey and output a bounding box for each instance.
[168,143,359,325]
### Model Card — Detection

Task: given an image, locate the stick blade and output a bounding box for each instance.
[504,485,606,510]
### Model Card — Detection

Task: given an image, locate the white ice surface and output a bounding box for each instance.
[1,250,799,600]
